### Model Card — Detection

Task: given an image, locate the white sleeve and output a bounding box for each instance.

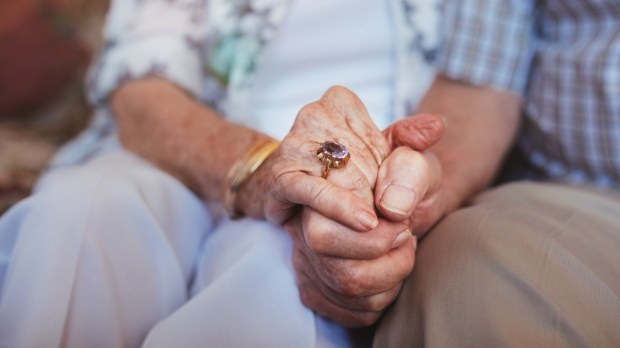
[86,0,207,106]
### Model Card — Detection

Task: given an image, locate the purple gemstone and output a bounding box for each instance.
[322,141,348,159]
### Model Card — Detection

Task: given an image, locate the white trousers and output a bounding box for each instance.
[0,151,352,348]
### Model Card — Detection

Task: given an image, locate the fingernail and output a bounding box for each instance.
[359,211,378,230]
[392,230,412,249]
[380,184,416,217]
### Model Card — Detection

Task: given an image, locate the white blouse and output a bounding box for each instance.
[50,0,439,169]
[247,0,395,138]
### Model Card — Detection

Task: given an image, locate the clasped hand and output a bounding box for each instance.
[241,86,445,327]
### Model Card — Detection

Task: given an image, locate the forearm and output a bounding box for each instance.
[417,75,521,212]
[110,77,273,211]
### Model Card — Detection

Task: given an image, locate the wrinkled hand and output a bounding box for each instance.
[285,207,415,326]
[240,86,390,231]
[378,114,446,236]
[280,88,445,326]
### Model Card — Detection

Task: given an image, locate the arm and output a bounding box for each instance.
[418,75,521,213]
[376,0,535,234]
[97,1,379,227]
[284,0,532,326]
[374,77,521,236]
[110,78,271,215]
[97,1,275,216]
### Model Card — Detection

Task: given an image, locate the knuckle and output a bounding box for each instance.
[349,173,368,193]
[298,288,317,310]
[332,264,367,297]
[304,225,330,253]
[372,237,394,257]
[418,113,446,136]
[307,183,329,209]
[298,103,323,120]
[324,86,360,106]
[399,113,445,149]
[325,85,349,96]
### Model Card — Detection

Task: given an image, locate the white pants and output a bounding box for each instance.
[0,151,352,348]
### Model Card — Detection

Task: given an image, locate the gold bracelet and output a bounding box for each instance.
[224,139,280,219]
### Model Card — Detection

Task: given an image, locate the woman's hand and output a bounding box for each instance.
[285,211,415,327]
[236,86,392,230]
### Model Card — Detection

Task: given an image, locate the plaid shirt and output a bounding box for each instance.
[438,0,620,190]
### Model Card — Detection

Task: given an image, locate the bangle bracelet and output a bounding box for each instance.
[224,139,280,219]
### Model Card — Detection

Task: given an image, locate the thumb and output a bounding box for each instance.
[383,113,446,151]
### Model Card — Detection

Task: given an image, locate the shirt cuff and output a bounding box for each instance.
[435,0,536,95]
[86,35,203,106]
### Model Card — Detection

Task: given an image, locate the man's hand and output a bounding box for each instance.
[377,114,446,236]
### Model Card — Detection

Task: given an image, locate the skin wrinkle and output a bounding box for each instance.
[290,104,374,186]
[397,117,442,149]
[306,264,399,314]
[289,211,409,305]
[344,115,384,190]
[297,266,380,327]
[316,244,411,297]
[302,217,407,260]
[321,86,388,167]
[343,109,386,165]
[302,253,401,314]
[301,207,402,258]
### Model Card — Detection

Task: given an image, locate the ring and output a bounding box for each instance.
[317,141,350,179]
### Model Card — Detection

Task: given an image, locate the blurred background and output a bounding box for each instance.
[0,0,109,214]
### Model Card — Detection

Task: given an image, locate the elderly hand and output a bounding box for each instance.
[275,88,445,326]
[237,85,392,232]
[377,114,446,236]
[284,207,414,326]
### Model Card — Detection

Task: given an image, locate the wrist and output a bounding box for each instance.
[440,166,481,214]
[224,140,280,219]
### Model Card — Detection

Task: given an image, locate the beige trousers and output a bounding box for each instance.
[374,182,620,347]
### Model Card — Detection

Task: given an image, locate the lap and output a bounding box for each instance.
[375,181,620,347]
[0,150,355,348]
[0,150,214,347]
[146,219,352,348]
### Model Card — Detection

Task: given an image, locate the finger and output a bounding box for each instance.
[301,207,411,259]
[324,281,403,313]
[320,86,391,167]
[289,223,416,319]
[383,113,446,150]
[292,250,384,327]
[312,236,417,298]
[375,147,436,221]
[297,269,382,327]
[272,171,378,231]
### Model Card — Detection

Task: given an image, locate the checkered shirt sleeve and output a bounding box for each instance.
[436,0,536,95]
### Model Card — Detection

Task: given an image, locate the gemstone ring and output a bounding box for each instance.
[316,141,350,179]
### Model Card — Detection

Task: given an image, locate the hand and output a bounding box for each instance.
[237,86,391,231]
[241,86,416,326]
[285,114,446,326]
[377,114,446,236]
[285,212,414,327]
